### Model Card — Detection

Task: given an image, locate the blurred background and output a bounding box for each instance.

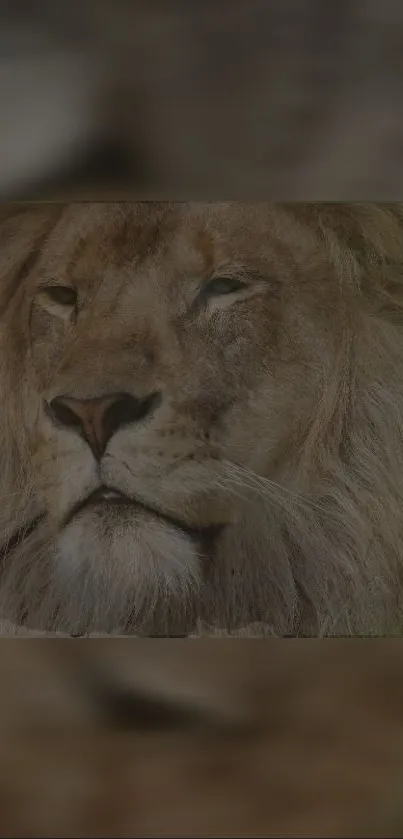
[2,0,403,200]
[1,639,403,837]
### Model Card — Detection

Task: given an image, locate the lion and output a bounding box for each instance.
[1,640,403,837]
[1,202,403,636]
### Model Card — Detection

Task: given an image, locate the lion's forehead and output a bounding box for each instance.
[35,202,304,296]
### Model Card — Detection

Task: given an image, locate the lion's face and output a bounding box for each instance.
[2,202,348,633]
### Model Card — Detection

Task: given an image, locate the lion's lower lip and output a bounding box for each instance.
[66,486,147,521]
[87,487,131,505]
[64,485,225,546]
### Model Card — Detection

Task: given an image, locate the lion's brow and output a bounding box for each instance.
[0,207,64,317]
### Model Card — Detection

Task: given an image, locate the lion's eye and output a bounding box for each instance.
[203,277,247,298]
[43,285,78,307]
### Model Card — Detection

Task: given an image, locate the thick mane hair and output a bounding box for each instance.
[263,202,403,634]
[1,203,403,635]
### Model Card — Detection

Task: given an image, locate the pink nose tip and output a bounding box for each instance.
[48,391,161,457]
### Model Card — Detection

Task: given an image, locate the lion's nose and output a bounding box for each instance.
[47,391,161,458]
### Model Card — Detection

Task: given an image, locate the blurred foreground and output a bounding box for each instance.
[2,0,403,199]
[1,640,403,836]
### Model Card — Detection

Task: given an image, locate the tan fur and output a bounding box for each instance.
[1,641,403,837]
[1,202,403,635]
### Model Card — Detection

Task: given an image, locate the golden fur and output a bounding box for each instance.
[1,202,403,635]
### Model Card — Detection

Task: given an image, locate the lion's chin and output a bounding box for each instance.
[51,509,202,634]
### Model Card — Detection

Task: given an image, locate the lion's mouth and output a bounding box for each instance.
[64,485,224,547]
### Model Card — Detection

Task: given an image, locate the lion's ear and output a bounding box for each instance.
[338,205,403,309]
[317,203,403,270]
[0,205,62,317]
[301,203,403,303]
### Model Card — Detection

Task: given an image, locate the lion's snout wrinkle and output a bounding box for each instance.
[46,391,162,458]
